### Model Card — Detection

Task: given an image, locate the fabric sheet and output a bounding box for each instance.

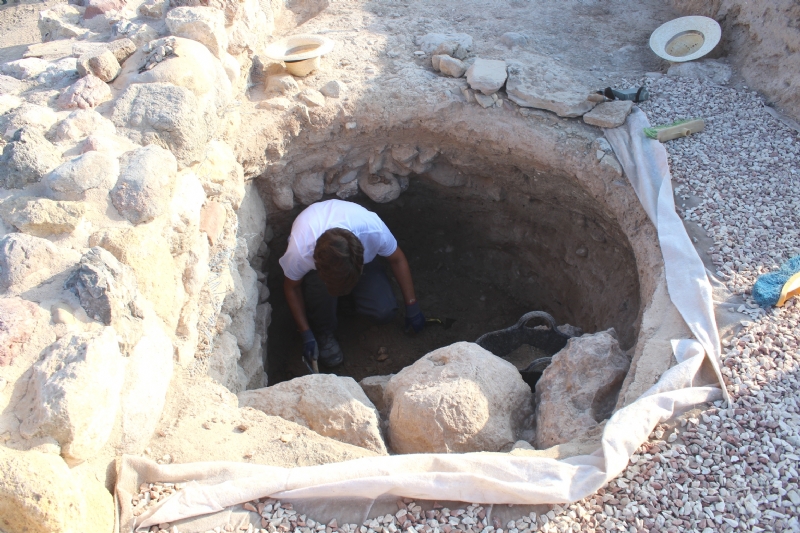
[120,107,726,532]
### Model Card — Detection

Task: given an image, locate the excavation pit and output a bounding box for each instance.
[263,147,642,391]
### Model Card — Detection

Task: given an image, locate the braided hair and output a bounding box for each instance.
[313,228,364,296]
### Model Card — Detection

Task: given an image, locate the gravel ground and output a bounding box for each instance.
[136,76,799,533]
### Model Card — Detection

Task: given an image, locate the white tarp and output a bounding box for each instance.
[121,107,725,531]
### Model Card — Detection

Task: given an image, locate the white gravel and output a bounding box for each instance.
[136,76,800,533]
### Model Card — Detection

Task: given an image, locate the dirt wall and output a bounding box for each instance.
[668,0,800,122]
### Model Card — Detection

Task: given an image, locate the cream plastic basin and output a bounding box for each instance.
[264,34,335,77]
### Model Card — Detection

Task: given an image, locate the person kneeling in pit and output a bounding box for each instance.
[279,199,425,371]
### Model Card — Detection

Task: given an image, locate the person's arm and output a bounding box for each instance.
[284,276,310,333]
[386,247,416,305]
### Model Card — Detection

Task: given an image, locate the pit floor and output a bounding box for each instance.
[265,180,551,385]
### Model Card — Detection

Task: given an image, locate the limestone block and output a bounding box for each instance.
[195,140,246,208]
[336,179,358,199]
[111,82,215,168]
[506,62,596,118]
[38,5,87,42]
[84,0,126,19]
[416,33,472,56]
[583,100,634,129]
[466,58,507,95]
[438,55,466,78]
[0,197,85,237]
[668,59,732,85]
[138,0,167,18]
[111,145,178,225]
[239,333,266,390]
[208,331,247,393]
[107,38,137,64]
[56,74,112,110]
[17,327,126,464]
[83,50,121,82]
[358,374,392,416]
[1,103,58,141]
[228,262,258,352]
[89,225,179,330]
[112,20,158,48]
[385,342,533,454]
[0,447,114,533]
[35,58,78,87]
[358,171,401,203]
[199,200,227,246]
[166,7,228,58]
[0,128,61,189]
[0,74,24,94]
[119,314,174,453]
[46,151,120,201]
[292,172,324,205]
[1,58,50,80]
[0,297,40,367]
[424,163,466,187]
[534,330,630,449]
[226,0,272,56]
[54,109,116,143]
[320,79,344,98]
[500,32,528,48]
[432,40,469,60]
[64,247,144,352]
[239,374,387,454]
[0,234,76,295]
[236,181,267,261]
[266,73,299,95]
[0,97,22,122]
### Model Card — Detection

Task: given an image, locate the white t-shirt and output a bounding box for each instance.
[279,200,398,281]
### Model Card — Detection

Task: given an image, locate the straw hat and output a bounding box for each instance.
[649,16,721,62]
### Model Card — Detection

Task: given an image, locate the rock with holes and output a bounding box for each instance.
[466,58,507,95]
[385,342,533,454]
[16,327,126,464]
[358,171,401,203]
[54,109,116,143]
[110,145,178,224]
[111,82,216,168]
[1,128,62,189]
[166,7,227,58]
[506,61,596,118]
[64,247,144,352]
[0,446,114,533]
[534,329,629,449]
[239,374,387,454]
[582,100,633,129]
[0,297,40,366]
[0,197,85,237]
[56,75,112,110]
[46,151,120,201]
[0,233,77,295]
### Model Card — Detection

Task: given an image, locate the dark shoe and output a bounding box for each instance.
[317,333,344,367]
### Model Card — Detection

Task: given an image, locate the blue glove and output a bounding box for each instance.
[301,330,318,372]
[405,301,425,333]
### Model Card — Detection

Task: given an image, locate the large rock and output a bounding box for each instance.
[208,331,247,393]
[239,374,387,455]
[667,59,733,86]
[292,172,324,205]
[110,145,178,224]
[0,197,85,237]
[0,74,23,95]
[236,181,267,261]
[0,234,75,295]
[64,247,144,352]
[358,374,392,416]
[90,224,180,330]
[358,171,401,203]
[119,313,174,453]
[534,329,630,449]
[466,58,507,95]
[438,55,467,78]
[38,5,88,41]
[56,74,112,110]
[227,261,258,352]
[416,33,472,57]
[0,447,114,533]
[226,0,272,56]
[582,100,634,129]
[166,7,227,58]
[506,62,596,118]
[46,151,120,201]
[16,327,126,464]
[1,103,59,140]
[111,82,216,167]
[0,128,62,189]
[384,342,533,454]
[1,58,50,80]
[84,0,126,19]
[0,297,40,366]
[195,140,245,208]
[79,50,121,82]
[53,109,116,143]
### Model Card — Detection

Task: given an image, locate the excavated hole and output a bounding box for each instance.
[262,153,641,387]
